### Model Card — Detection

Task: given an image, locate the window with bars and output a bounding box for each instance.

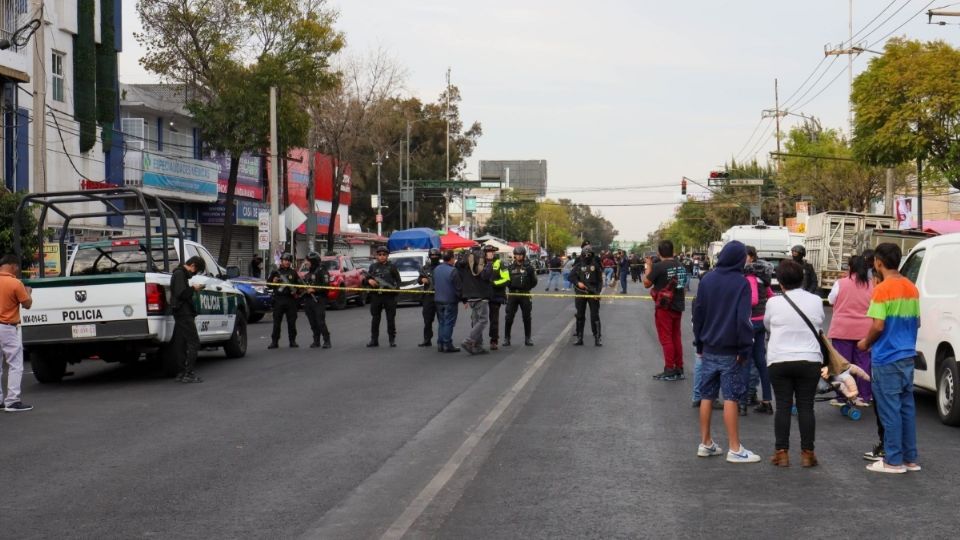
[51,51,65,102]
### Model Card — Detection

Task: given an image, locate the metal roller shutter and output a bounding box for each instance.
[201,225,257,271]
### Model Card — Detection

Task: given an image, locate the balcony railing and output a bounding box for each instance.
[1,0,30,56]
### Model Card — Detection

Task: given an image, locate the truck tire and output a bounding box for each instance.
[31,349,67,383]
[937,357,960,426]
[224,316,247,358]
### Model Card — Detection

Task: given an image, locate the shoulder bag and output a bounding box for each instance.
[781,292,850,375]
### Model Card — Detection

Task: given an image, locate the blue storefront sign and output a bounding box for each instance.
[199,199,268,226]
[141,152,219,203]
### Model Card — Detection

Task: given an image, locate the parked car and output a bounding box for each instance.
[224,268,272,323]
[900,233,960,425]
[388,249,430,304]
[299,255,365,309]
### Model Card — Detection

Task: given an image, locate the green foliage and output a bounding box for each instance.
[780,126,895,212]
[348,88,482,232]
[96,0,117,149]
[558,199,618,250]
[483,190,538,241]
[0,190,40,265]
[74,0,97,153]
[852,38,960,189]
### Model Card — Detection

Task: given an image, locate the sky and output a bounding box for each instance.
[118,0,956,242]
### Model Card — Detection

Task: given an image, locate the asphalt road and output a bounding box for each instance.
[3,282,958,539]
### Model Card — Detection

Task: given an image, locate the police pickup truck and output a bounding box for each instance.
[15,189,248,382]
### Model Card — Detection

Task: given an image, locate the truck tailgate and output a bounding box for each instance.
[21,274,151,344]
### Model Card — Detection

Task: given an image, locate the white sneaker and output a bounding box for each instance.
[727,445,761,463]
[697,441,723,457]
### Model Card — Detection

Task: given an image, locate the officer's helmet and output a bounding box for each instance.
[513,246,527,256]
[280,252,294,262]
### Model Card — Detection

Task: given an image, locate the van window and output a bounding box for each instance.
[71,245,179,275]
[923,244,960,296]
[391,256,423,272]
[900,249,925,284]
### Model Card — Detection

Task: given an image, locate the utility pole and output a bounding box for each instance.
[406,121,413,228]
[269,87,281,262]
[444,68,451,230]
[825,1,859,132]
[398,132,404,231]
[374,152,384,237]
[32,0,46,192]
[306,147,316,250]
[761,79,786,225]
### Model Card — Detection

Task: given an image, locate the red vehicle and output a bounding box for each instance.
[298,255,365,309]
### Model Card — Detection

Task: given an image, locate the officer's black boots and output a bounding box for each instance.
[367,339,379,347]
[593,322,603,346]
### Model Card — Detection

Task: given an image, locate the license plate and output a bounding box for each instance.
[71,324,97,339]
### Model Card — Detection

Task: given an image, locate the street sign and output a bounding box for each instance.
[258,232,270,250]
[728,178,765,186]
[416,180,487,189]
[370,194,379,208]
[282,204,307,232]
[258,210,270,232]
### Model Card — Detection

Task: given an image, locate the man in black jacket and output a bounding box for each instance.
[791,245,819,294]
[302,251,332,349]
[365,246,402,347]
[457,245,494,354]
[568,246,604,346]
[504,245,538,347]
[268,252,302,349]
[171,256,206,383]
[418,248,443,347]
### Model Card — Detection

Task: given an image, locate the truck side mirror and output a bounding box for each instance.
[225,266,241,279]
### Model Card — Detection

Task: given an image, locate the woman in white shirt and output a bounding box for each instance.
[764,260,825,468]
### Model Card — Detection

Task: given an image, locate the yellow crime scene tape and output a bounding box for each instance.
[230,280,666,301]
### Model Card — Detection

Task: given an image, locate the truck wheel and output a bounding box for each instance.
[247,312,264,324]
[937,357,960,426]
[31,349,66,383]
[224,316,247,358]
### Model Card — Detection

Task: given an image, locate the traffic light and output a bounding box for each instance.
[709,171,729,180]
[681,179,687,195]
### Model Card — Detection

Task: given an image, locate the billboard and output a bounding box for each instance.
[210,154,263,200]
[141,152,219,203]
[479,160,547,198]
[896,197,918,230]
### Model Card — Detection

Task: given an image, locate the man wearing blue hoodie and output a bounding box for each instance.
[692,240,761,464]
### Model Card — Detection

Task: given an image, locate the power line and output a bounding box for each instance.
[778,56,829,108]
[792,65,849,111]
[783,56,840,111]
[867,0,937,48]
[732,117,770,163]
[844,0,902,45]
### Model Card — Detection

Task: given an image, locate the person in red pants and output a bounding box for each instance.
[644,240,689,381]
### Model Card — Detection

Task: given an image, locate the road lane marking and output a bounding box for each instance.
[380,317,575,540]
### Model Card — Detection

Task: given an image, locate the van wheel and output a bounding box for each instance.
[224,316,247,358]
[31,349,66,383]
[247,312,264,323]
[937,357,960,426]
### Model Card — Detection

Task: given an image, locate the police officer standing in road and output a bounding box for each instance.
[302,251,332,349]
[503,245,538,347]
[489,246,510,350]
[268,252,302,349]
[171,256,206,383]
[365,246,401,347]
[568,246,604,346]
[418,248,442,347]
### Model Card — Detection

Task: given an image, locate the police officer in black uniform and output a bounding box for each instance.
[418,248,442,347]
[171,256,206,383]
[302,251,332,349]
[268,252,302,349]
[568,245,604,346]
[365,246,401,347]
[503,245,538,347]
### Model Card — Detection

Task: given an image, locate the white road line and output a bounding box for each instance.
[380,317,575,540]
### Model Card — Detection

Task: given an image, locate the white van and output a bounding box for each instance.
[899,233,960,425]
[388,249,431,304]
[720,222,791,263]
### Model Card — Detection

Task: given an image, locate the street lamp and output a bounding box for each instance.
[373,152,387,237]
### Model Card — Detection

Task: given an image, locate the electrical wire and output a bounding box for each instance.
[792,64,849,111]
[732,117,769,164]
[843,0,902,46]
[779,56,829,110]
[866,0,938,48]
[782,56,840,111]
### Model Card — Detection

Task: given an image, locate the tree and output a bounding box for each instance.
[779,126,896,213]
[481,190,537,241]
[535,201,575,255]
[135,0,343,265]
[852,38,960,190]
[0,190,40,268]
[310,51,404,254]
[558,199,618,249]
